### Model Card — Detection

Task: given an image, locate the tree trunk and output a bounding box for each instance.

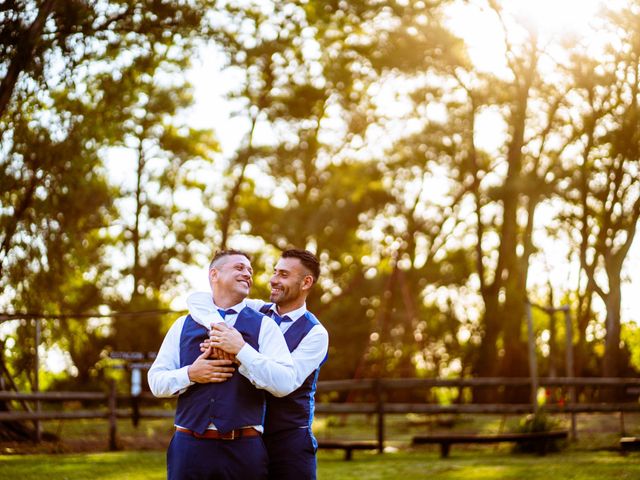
[603,276,622,378]
[0,0,56,120]
[492,89,530,401]
[0,176,38,278]
[132,139,145,298]
[500,268,529,402]
[474,292,501,402]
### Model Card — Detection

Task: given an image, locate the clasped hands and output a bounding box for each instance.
[187,323,246,384]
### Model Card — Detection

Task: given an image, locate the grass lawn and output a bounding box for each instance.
[2,411,637,454]
[0,412,638,478]
[1,449,639,479]
[0,451,165,480]
[320,449,640,480]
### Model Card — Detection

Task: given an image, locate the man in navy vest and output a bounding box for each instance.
[190,249,328,480]
[148,250,296,480]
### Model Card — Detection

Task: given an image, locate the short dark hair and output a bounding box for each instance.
[209,249,251,270]
[281,249,320,284]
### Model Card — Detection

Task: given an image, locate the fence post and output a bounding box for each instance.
[526,303,539,414]
[563,308,577,440]
[131,367,141,427]
[375,378,385,454]
[108,379,118,451]
[34,318,41,443]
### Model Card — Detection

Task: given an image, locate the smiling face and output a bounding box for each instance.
[269,257,313,313]
[209,254,253,305]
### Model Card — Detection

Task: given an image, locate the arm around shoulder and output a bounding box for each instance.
[236,316,295,397]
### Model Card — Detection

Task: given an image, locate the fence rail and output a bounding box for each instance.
[1,377,639,451]
[314,377,640,391]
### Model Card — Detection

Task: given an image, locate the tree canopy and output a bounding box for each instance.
[1,0,640,394]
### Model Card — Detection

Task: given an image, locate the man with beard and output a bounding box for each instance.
[148,250,295,480]
[190,249,329,480]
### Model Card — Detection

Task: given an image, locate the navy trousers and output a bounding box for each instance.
[264,427,317,480]
[167,431,268,480]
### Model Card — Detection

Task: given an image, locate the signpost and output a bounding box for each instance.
[108,352,156,426]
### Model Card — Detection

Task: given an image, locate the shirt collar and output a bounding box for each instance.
[187,291,245,329]
[272,302,307,322]
[213,299,246,316]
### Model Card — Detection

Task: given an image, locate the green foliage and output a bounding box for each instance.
[2,0,640,391]
[513,412,565,453]
[103,44,217,349]
[209,0,481,380]
[556,3,640,377]
[516,412,560,434]
[0,0,215,386]
[622,321,640,372]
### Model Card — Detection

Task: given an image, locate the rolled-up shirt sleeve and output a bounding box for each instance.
[237,316,295,397]
[147,315,193,398]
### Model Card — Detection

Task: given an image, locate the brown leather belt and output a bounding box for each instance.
[175,426,260,440]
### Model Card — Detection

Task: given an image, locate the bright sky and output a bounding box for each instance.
[446,0,609,75]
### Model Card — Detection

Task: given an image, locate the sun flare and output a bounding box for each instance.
[510,0,605,35]
[447,0,609,75]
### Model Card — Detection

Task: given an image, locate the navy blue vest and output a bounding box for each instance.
[174,310,265,434]
[260,304,326,434]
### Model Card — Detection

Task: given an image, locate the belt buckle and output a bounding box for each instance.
[221,430,236,440]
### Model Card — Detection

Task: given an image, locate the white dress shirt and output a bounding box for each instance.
[188,292,329,393]
[148,298,295,401]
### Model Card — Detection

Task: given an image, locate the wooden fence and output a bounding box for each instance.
[1,377,639,451]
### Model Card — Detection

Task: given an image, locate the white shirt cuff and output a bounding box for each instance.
[177,365,194,392]
[236,343,260,365]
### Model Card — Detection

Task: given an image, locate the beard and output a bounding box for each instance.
[270,284,299,306]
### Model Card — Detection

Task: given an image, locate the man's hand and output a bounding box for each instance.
[187,346,236,383]
[212,346,237,362]
[200,340,238,363]
[209,323,246,355]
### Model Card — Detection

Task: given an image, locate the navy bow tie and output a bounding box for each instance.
[217,308,237,319]
[268,310,292,326]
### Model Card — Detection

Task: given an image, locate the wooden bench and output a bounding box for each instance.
[317,440,379,460]
[412,430,568,458]
[620,437,640,454]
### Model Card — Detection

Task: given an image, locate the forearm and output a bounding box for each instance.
[148,364,192,398]
[237,345,296,397]
[147,315,192,397]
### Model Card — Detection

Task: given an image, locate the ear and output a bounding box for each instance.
[301,274,314,291]
[208,268,217,285]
